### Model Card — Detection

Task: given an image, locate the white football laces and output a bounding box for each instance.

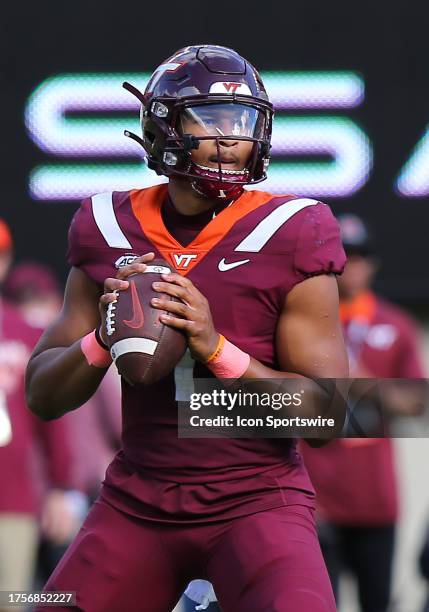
[106,290,118,336]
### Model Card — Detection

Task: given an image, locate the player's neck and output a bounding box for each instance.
[168,179,225,216]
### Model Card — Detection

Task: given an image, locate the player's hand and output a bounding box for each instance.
[99,252,155,344]
[151,273,219,362]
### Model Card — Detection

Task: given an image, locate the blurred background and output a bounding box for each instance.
[1,1,429,611]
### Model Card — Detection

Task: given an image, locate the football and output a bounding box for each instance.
[105,259,187,386]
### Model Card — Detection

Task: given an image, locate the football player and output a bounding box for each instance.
[27,45,348,611]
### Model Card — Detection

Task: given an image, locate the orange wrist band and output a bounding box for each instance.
[206,334,226,364]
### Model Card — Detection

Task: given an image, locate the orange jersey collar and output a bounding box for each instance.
[129,185,281,275]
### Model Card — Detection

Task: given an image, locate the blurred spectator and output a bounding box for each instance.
[4,260,121,585]
[301,214,426,612]
[3,262,62,329]
[0,221,81,612]
[60,372,121,502]
[5,261,121,495]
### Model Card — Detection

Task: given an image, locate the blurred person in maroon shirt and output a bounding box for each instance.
[3,260,121,583]
[301,214,426,612]
[0,221,82,609]
[3,262,62,330]
[4,261,122,501]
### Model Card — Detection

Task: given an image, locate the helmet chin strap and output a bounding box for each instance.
[184,132,249,200]
[189,163,248,200]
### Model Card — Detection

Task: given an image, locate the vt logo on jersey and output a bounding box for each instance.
[123,282,144,329]
[170,252,199,270]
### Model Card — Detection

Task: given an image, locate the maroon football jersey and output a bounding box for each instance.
[67,184,346,522]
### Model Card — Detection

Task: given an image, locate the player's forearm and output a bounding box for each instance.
[242,357,307,380]
[240,357,335,411]
[212,352,347,442]
[26,341,108,419]
[242,359,347,444]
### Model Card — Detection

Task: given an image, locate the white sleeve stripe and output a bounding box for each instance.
[91,192,132,249]
[234,198,319,253]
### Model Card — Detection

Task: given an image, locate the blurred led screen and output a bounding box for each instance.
[25,71,375,200]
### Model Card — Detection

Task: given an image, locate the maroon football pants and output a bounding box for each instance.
[36,497,335,612]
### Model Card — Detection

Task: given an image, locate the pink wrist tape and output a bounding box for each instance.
[206,334,250,380]
[81,330,112,368]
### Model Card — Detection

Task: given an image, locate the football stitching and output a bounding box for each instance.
[107,263,185,383]
[106,290,118,336]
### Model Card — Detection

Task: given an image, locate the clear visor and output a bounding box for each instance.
[179,103,265,139]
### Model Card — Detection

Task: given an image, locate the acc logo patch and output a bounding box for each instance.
[114,253,140,269]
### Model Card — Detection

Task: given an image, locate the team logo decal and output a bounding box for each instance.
[170,252,199,270]
[114,253,140,269]
[209,82,252,95]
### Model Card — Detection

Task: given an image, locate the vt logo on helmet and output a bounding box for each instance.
[122,45,273,200]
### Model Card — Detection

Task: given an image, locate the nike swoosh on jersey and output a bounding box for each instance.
[218,257,250,272]
[123,281,144,329]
